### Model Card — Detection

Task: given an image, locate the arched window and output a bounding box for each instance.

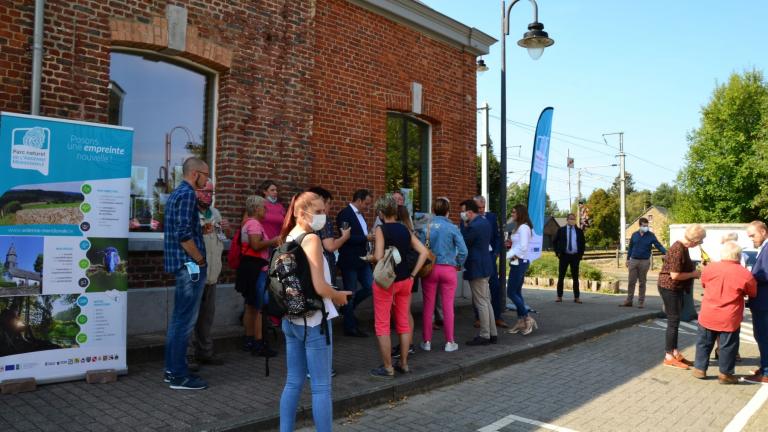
[108,51,214,234]
[385,114,431,213]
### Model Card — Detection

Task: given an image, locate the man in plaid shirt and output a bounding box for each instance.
[163,157,210,390]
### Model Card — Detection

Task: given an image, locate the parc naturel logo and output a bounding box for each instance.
[11,126,51,175]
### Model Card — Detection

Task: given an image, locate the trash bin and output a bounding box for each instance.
[681,288,698,322]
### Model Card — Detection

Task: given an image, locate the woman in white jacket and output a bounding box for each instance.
[505,204,537,335]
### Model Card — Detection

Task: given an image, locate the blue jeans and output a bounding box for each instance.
[341,264,373,332]
[507,260,530,318]
[751,308,768,376]
[280,319,333,432]
[694,324,740,375]
[165,266,206,377]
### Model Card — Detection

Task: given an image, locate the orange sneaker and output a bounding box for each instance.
[675,354,694,367]
[663,357,690,370]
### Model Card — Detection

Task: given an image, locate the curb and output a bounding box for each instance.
[199,309,661,432]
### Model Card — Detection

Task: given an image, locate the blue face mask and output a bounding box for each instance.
[185,261,200,282]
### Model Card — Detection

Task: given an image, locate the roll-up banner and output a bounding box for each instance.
[0,112,133,384]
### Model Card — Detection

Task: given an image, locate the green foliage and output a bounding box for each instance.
[3,201,22,214]
[526,252,603,281]
[476,152,501,215]
[674,70,768,223]
[626,190,652,222]
[506,182,559,219]
[610,171,636,196]
[585,188,619,249]
[652,183,678,210]
[34,254,43,273]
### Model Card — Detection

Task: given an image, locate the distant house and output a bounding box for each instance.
[625,206,669,243]
[2,244,42,287]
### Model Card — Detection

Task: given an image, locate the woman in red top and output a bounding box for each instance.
[258,180,286,240]
[693,241,757,384]
[657,224,705,370]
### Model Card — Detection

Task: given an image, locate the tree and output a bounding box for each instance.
[651,182,678,210]
[584,188,619,249]
[610,171,636,196]
[505,182,559,220]
[476,152,501,215]
[674,70,768,223]
[34,254,43,273]
[626,190,652,222]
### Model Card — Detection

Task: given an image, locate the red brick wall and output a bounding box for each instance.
[310,0,478,220]
[0,0,479,289]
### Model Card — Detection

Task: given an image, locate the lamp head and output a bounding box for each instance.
[517,22,554,60]
[476,58,489,74]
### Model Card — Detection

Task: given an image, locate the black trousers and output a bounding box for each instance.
[557,254,581,298]
[659,287,683,352]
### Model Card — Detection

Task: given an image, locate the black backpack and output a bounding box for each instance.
[266,232,330,343]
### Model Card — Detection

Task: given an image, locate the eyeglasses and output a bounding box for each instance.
[196,190,215,195]
[197,170,210,177]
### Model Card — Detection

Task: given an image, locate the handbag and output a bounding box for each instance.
[406,223,435,278]
[373,246,398,289]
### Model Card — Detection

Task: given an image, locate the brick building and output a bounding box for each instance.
[0,0,494,334]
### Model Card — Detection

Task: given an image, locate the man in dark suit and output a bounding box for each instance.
[336,189,374,337]
[746,220,768,383]
[553,213,586,303]
[460,199,498,346]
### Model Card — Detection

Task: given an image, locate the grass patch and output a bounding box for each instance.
[525,252,604,281]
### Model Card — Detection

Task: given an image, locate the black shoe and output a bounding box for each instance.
[466,336,490,346]
[197,355,224,366]
[394,361,411,374]
[344,328,369,338]
[253,344,278,358]
[490,335,498,344]
[392,344,416,358]
[186,355,200,372]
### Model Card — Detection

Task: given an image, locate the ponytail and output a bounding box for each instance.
[278,191,321,243]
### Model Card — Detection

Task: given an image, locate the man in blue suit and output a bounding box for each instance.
[475,196,506,328]
[746,220,768,383]
[336,189,374,337]
[460,199,497,346]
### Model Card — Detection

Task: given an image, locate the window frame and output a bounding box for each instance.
[110,48,219,247]
[385,112,432,214]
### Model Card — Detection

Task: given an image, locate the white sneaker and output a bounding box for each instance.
[444,342,459,352]
[420,341,431,351]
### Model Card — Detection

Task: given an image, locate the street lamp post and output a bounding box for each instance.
[499,0,554,302]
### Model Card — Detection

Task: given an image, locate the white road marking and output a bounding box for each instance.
[478,414,578,432]
[723,384,768,432]
[639,325,696,335]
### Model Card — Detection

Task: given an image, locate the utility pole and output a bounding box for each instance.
[618,132,626,258]
[576,169,582,224]
[567,149,572,211]
[478,102,491,207]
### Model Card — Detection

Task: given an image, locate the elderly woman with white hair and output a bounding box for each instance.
[692,241,757,384]
[657,224,706,370]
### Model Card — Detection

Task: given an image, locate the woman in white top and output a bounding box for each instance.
[505,204,537,335]
[278,191,351,432]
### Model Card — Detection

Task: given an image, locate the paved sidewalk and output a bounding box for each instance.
[0,287,659,432]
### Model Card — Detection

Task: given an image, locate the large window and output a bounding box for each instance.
[108,52,212,233]
[385,114,430,213]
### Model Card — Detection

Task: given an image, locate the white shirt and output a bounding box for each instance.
[507,224,531,261]
[349,203,368,236]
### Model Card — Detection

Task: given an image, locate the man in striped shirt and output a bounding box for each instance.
[163,157,210,390]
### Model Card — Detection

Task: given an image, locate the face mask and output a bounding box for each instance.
[640,226,649,233]
[460,211,468,222]
[309,214,326,231]
[267,196,278,204]
[184,261,200,282]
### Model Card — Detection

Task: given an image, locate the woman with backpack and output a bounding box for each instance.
[279,191,351,432]
[370,194,430,378]
[236,195,279,357]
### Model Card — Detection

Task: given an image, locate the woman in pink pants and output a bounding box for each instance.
[420,198,468,352]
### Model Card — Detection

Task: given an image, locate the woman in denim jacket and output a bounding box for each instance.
[419,197,468,352]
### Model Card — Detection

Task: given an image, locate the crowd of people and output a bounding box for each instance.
[160,158,768,431]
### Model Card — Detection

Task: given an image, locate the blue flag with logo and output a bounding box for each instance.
[526,107,554,262]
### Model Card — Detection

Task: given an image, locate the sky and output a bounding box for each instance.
[419,0,768,211]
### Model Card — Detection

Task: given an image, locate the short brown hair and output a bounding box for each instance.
[639,217,649,225]
[433,197,450,216]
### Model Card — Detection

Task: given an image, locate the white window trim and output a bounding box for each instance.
[111,47,219,249]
